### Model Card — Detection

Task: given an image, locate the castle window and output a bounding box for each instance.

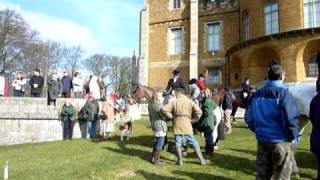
[207,69,221,84]
[308,55,319,77]
[207,23,221,52]
[243,11,250,41]
[264,0,279,35]
[171,0,181,10]
[304,0,320,28]
[169,27,183,55]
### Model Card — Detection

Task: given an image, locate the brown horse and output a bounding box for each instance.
[211,88,255,121]
[131,84,157,103]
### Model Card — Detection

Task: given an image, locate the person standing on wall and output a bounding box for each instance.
[89,76,101,101]
[29,68,44,98]
[60,99,76,140]
[245,64,299,180]
[60,71,73,98]
[12,72,26,97]
[72,72,84,98]
[222,87,233,134]
[47,73,60,107]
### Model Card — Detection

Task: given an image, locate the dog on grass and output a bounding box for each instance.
[119,121,132,141]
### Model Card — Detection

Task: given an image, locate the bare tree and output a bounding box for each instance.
[83,53,109,79]
[64,45,83,76]
[0,9,29,74]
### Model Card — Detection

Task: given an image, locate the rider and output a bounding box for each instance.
[242,78,250,93]
[165,69,186,95]
[196,74,206,92]
[241,77,251,107]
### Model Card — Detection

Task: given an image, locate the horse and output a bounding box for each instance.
[211,88,247,122]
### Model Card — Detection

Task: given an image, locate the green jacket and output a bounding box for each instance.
[148,100,167,133]
[196,98,217,131]
[83,100,99,121]
[60,105,76,122]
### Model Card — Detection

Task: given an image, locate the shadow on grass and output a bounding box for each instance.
[213,153,256,176]
[136,170,185,180]
[295,150,317,170]
[103,135,175,164]
[228,148,257,156]
[173,170,234,180]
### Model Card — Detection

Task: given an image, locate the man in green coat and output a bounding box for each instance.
[60,99,76,140]
[196,89,217,154]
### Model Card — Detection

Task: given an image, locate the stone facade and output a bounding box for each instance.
[140,0,320,89]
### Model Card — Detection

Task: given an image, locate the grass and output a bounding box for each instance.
[0,119,317,180]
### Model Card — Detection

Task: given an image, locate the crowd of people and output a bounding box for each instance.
[146,56,320,179]
[1,54,320,178]
[0,68,107,102]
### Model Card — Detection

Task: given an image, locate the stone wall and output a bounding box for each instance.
[0,97,149,146]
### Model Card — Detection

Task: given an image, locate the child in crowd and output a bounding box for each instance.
[101,97,115,140]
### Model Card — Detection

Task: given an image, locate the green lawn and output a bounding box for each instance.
[0,119,317,180]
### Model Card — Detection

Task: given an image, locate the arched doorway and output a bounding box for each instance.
[248,46,280,84]
[230,54,242,88]
[302,39,320,79]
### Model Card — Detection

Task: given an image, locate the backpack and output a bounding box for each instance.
[78,107,89,122]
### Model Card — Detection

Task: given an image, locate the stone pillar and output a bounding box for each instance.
[138,3,149,85]
[189,0,199,79]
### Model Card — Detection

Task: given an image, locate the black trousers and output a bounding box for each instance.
[63,119,74,140]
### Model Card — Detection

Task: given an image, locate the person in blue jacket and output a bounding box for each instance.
[245,64,299,180]
[310,56,320,180]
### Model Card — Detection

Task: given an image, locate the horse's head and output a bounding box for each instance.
[131,83,144,103]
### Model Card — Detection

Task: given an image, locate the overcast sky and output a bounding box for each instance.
[0,0,144,56]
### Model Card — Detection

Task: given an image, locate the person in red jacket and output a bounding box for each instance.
[196,74,205,92]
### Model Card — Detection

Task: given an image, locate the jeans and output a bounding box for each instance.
[63,119,74,140]
[86,121,97,139]
[154,137,165,151]
[204,129,214,147]
[175,134,199,149]
[14,90,24,97]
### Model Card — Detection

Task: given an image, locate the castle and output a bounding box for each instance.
[138,0,320,89]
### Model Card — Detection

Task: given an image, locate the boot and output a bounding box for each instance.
[205,145,214,154]
[151,148,155,163]
[153,151,165,165]
[194,146,210,165]
[176,147,184,166]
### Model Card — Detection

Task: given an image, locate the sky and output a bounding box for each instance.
[0,0,144,57]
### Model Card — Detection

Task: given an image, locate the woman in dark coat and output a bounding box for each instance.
[47,73,60,106]
[310,55,320,179]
